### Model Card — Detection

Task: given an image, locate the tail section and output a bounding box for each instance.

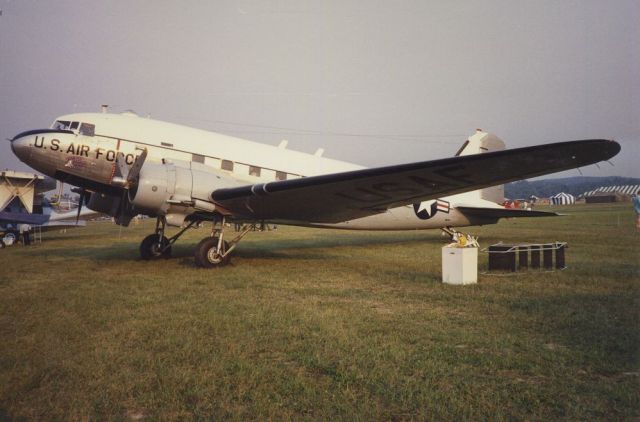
[455,130,506,204]
[451,130,560,222]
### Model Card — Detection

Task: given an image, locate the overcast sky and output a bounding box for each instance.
[0,0,638,178]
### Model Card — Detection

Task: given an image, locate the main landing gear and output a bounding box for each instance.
[139,215,251,268]
[194,216,251,268]
[139,216,196,260]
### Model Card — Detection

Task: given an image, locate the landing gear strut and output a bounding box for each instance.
[194,216,251,268]
[139,216,197,260]
[139,215,251,267]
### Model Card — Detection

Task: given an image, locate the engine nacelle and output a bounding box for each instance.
[129,163,174,215]
[128,161,242,224]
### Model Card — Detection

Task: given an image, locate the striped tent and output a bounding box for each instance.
[582,185,640,197]
[551,192,575,205]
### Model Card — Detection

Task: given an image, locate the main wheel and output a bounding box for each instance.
[3,231,17,246]
[140,234,172,260]
[194,236,230,268]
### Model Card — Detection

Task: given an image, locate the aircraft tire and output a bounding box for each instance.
[140,234,172,260]
[4,231,17,246]
[194,236,230,268]
[0,239,5,249]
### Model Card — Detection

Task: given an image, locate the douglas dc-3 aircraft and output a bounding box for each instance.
[10,111,620,267]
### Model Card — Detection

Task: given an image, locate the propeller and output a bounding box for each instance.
[126,147,147,187]
[76,190,87,224]
[114,148,148,226]
[70,187,89,224]
[114,147,148,189]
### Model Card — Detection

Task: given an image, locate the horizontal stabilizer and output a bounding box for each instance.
[457,206,561,219]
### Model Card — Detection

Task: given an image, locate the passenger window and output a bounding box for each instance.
[192,154,205,164]
[275,171,287,181]
[221,160,234,171]
[79,123,95,136]
[249,166,261,177]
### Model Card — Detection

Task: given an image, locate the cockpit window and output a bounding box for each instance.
[52,120,81,131]
[79,123,95,136]
[53,120,71,130]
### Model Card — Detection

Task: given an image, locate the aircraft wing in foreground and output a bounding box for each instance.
[212,139,618,223]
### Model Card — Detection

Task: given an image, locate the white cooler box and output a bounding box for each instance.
[442,246,478,285]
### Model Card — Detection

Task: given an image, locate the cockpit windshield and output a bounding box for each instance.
[52,120,70,130]
[51,120,94,136]
[52,120,79,130]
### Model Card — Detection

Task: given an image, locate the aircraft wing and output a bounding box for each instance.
[48,207,101,222]
[0,211,49,225]
[456,207,561,218]
[39,220,87,230]
[211,139,619,223]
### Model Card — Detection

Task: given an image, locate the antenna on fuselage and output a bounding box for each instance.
[101,104,109,113]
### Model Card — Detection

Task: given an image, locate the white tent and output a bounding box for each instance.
[551,192,575,205]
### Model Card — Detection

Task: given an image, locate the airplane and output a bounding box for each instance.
[0,198,100,247]
[9,110,620,267]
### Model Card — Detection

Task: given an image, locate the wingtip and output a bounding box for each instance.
[604,139,621,159]
[583,139,621,161]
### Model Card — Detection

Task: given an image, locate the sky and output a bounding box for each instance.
[0,0,638,179]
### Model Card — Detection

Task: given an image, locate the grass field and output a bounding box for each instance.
[0,203,638,420]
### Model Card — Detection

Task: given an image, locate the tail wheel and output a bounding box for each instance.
[194,236,230,268]
[140,234,172,260]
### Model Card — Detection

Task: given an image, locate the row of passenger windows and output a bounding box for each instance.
[51,120,296,182]
[194,154,294,181]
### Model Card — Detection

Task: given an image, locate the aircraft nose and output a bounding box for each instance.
[10,134,30,162]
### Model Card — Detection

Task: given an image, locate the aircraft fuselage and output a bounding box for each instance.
[10,112,497,230]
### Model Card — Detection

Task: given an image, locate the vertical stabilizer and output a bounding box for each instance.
[455,130,506,204]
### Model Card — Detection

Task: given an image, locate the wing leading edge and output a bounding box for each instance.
[211,139,620,223]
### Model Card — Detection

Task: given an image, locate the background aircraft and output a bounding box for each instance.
[0,170,98,247]
[0,198,99,247]
[9,111,620,266]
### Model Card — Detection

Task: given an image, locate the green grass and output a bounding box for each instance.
[0,203,638,420]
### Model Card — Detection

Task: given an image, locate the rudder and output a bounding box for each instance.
[455,130,506,204]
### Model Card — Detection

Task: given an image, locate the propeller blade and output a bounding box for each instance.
[114,188,135,227]
[115,152,128,179]
[75,189,85,224]
[126,148,148,186]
